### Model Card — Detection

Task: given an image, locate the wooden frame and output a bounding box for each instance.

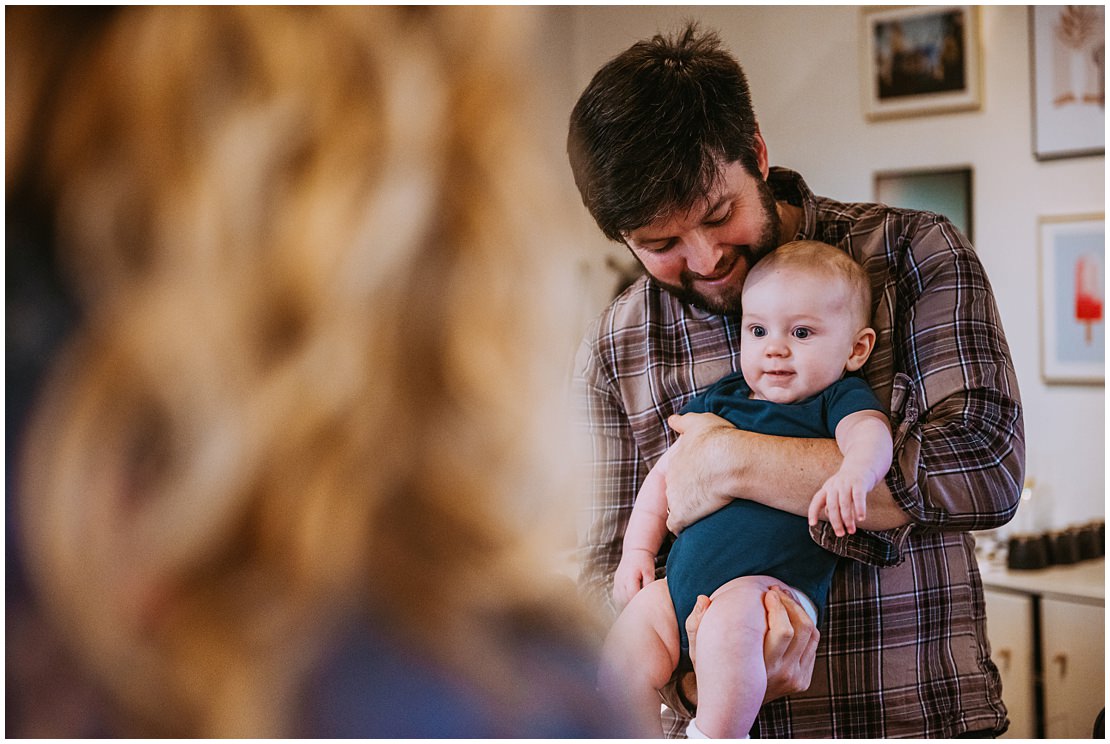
[1030,5,1105,160]
[874,166,973,242]
[1038,214,1105,384]
[862,5,981,121]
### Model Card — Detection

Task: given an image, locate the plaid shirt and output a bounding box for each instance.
[574,168,1025,738]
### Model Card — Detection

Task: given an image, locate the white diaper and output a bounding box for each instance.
[784,586,819,625]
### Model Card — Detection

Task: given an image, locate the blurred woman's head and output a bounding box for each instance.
[9,5,592,735]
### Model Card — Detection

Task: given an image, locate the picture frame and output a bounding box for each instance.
[874,166,973,242]
[861,5,981,120]
[1030,5,1105,160]
[1038,214,1105,384]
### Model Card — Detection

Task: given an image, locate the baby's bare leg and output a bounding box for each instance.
[693,575,802,739]
[598,579,682,737]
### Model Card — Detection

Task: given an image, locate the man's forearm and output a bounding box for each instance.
[729,430,909,530]
[665,412,909,532]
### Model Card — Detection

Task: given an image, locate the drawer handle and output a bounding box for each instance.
[996,648,1011,670]
[1052,653,1068,677]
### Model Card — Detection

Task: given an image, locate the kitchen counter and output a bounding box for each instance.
[978,557,1104,605]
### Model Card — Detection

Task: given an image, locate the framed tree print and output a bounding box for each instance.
[1030,5,1105,159]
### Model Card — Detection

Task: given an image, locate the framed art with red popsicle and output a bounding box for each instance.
[1038,214,1105,384]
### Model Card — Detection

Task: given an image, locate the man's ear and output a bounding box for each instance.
[845,327,877,372]
[753,127,770,180]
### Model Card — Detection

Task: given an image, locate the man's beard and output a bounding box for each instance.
[644,179,782,317]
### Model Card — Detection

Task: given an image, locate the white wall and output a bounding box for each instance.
[555,5,1105,531]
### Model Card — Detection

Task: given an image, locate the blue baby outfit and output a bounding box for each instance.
[665,371,884,662]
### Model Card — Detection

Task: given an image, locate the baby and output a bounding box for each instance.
[599,240,893,738]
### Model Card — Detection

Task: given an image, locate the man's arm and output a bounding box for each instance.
[664,411,908,534]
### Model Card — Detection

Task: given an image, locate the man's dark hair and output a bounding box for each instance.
[567,23,761,242]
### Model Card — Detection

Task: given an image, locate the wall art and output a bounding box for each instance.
[862,5,981,120]
[1038,214,1105,384]
[1030,5,1105,160]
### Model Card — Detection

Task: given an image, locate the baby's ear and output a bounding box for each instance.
[845,327,877,372]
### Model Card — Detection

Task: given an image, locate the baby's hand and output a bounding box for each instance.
[808,470,870,537]
[612,549,657,611]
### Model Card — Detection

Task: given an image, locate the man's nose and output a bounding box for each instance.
[683,231,725,277]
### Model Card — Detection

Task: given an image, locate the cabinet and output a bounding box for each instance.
[980,559,1104,739]
[1040,597,1104,737]
[982,589,1036,738]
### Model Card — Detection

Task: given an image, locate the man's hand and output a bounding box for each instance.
[612,549,657,611]
[762,586,819,702]
[677,585,818,709]
[664,412,739,533]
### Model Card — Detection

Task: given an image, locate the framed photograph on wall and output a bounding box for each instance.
[1038,214,1104,384]
[1030,5,1105,160]
[862,5,981,120]
[875,166,973,241]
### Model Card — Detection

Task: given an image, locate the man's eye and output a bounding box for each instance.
[751,326,766,338]
[642,239,675,254]
[792,327,811,339]
[706,208,732,227]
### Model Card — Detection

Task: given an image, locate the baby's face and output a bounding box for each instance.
[739,266,864,404]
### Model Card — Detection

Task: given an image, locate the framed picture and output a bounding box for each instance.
[875,166,973,241]
[1038,214,1105,384]
[1030,5,1105,160]
[861,5,981,120]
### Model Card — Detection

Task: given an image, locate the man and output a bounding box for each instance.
[569,23,1024,738]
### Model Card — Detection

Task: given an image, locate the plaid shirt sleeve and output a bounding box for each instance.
[573,316,641,618]
[809,209,1025,567]
[883,215,1026,524]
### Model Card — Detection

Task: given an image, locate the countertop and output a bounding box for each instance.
[978,557,1104,605]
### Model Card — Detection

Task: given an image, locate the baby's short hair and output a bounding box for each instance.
[745,240,873,327]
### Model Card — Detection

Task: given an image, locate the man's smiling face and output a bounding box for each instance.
[621,159,782,317]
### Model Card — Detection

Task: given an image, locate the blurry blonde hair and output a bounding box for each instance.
[10,5,591,736]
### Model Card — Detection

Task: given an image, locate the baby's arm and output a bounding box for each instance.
[612,449,673,610]
[807,409,893,537]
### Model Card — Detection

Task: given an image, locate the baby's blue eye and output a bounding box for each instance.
[751,326,766,338]
[792,327,811,339]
